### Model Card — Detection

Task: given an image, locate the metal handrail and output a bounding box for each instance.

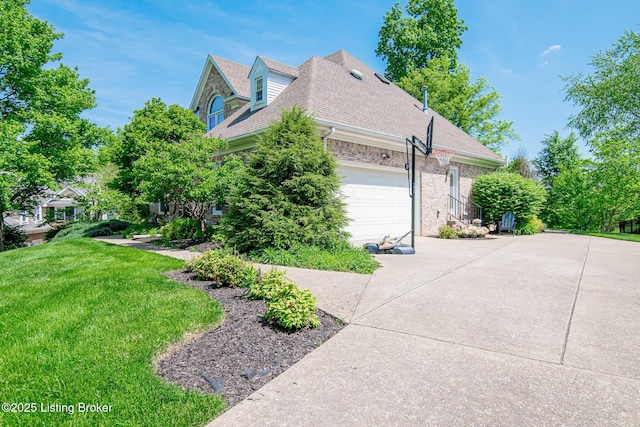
[448,194,483,226]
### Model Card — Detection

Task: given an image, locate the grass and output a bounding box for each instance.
[0,238,225,427]
[250,242,380,274]
[569,229,640,242]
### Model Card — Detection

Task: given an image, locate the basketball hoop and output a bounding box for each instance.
[432,150,455,167]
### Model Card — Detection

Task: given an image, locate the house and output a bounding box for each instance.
[3,185,88,245]
[189,50,504,240]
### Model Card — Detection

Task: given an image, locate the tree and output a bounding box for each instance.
[398,57,518,151]
[564,29,640,142]
[109,98,207,216]
[134,134,229,232]
[563,28,640,229]
[222,106,349,252]
[0,0,107,250]
[505,149,535,179]
[376,0,467,81]
[533,131,581,188]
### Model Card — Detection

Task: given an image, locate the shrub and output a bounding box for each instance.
[1,225,28,251]
[122,222,161,238]
[264,283,321,330]
[102,219,130,232]
[438,225,459,239]
[45,223,67,240]
[251,241,380,274]
[517,216,545,235]
[247,269,291,301]
[472,172,546,226]
[160,218,200,242]
[222,106,349,253]
[83,225,113,237]
[185,250,258,288]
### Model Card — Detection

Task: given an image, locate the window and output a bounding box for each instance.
[211,201,222,215]
[207,96,224,131]
[255,77,263,102]
[33,206,42,223]
[158,202,170,216]
[448,166,459,216]
[19,211,28,225]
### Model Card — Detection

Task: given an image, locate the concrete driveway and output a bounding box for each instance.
[209,232,640,426]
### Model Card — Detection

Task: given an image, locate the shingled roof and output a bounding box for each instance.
[209,55,251,98]
[207,50,502,162]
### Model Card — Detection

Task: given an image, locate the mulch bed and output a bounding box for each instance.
[157,270,344,408]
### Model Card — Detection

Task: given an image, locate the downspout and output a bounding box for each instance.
[322,126,335,150]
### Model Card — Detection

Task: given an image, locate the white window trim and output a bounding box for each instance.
[448,166,459,217]
[33,206,42,223]
[207,95,224,131]
[19,211,29,225]
[255,77,264,102]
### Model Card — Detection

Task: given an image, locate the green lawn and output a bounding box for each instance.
[570,229,640,243]
[0,239,225,427]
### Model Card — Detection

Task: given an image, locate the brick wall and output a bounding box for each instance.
[326,138,495,236]
[197,68,247,124]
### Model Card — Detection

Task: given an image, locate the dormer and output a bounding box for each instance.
[249,56,298,112]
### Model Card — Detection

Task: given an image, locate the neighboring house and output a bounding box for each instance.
[3,185,87,245]
[190,50,504,239]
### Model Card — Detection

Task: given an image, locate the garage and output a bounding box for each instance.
[339,166,413,241]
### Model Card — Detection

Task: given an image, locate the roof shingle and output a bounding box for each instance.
[207,50,502,162]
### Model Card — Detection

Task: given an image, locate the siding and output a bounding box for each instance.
[267,72,294,104]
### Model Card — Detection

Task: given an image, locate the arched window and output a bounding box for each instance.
[207,95,224,130]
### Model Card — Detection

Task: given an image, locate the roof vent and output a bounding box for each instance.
[375,72,390,84]
[349,69,363,80]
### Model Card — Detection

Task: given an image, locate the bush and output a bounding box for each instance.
[1,225,28,251]
[160,218,200,242]
[264,283,320,330]
[222,106,349,253]
[83,225,113,237]
[247,269,290,301]
[45,223,67,240]
[121,222,161,239]
[516,216,545,235]
[438,225,459,239]
[102,219,130,232]
[472,172,546,226]
[185,250,258,288]
[251,241,380,274]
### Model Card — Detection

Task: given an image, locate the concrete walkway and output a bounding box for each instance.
[207,233,640,426]
[96,233,640,425]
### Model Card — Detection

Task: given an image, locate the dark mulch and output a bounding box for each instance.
[157,270,344,408]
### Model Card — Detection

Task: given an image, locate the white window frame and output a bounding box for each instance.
[211,201,222,215]
[448,166,459,216]
[33,206,42,223]
[19,211,29,225]
[207,95,224,131]
[157,201,170,216]
[255,77,263,102]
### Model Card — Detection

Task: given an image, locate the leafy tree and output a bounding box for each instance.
[109,98,206,208]
[222,106,348,252]
[472,172,546,226]
[505,149,535,179]
[533,131,581,188]
[376,0,467,81]
[134,134,228,232]
[564,29,640,142]
[397,54,517,153]
[0,0,107,250]
[563,28,640,229]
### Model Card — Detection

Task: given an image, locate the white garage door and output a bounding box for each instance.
[339,166,412,241]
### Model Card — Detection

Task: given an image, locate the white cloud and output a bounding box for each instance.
[540,45,562,56]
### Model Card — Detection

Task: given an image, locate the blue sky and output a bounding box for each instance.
[27,0,639,159]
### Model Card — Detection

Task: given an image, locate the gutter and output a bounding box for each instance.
[322,126,335,149]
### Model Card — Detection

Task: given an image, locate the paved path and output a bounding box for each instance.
[207,233,640,426]
[96,233,640,425]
